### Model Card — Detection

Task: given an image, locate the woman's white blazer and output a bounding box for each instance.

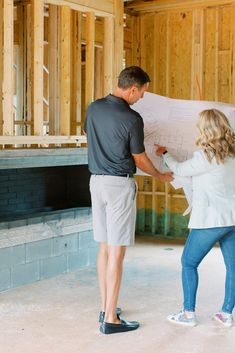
[163,150,235,229]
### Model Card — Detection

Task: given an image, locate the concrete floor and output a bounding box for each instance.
[0,236,234,353]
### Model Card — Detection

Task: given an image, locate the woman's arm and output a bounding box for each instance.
[162,150,214,177]
[155,144,214,177]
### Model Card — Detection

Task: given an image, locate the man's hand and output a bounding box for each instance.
[158,172,174,183]
[155,144,167,156]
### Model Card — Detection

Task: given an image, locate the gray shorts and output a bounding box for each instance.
[89,175,137,246]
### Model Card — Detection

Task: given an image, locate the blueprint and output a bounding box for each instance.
[132,92,235,214]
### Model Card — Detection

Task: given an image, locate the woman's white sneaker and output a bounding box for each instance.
[213,312,233,328]
[167,310,197,327]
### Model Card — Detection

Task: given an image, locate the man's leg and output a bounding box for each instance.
[97,242,108,312]
[104,245,126,323]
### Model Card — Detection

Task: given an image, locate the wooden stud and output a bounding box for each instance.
[26,4,32,134]
[2,0,14,136]
[113,0,124,89]
[95,47,104,100]
[131,15,141,66]
[70,11,82,135]
[231,5,235,103]
[103,16,113,96]
[60,6,71,135]
[218,6,231,103]
[31,0,44,136]
[85,12,95,109]
[43,16,49,126]
[166,13,170,96]
[214,7,219,102]
[151,177,157,234]
[0,1,3,135]
[164,182,170,236]
[48,4,59,135]
[140,15,146,70]
[16,5,24,128]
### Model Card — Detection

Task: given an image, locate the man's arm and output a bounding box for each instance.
[132,152,173,182]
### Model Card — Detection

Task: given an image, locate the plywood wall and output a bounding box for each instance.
[125,0,235,103]
[124,0,235,237]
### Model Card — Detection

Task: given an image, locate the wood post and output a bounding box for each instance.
[113,0,124,90]
[49,4,59,135]
[2,0,14,136]
[60,6,71,135]
[85,12,95,109]
[103,16,113,95]
[31,0,44,136]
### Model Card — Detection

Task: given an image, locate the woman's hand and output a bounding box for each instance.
[158,172,174,183]
[155,144,167,156]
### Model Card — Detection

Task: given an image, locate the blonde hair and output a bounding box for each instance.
[196,109,235,164]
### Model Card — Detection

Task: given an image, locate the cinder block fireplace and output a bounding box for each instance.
[0,148,97,292]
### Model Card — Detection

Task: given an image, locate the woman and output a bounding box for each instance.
[156,109,235,327]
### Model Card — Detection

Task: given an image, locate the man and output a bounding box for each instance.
[84,66,173,334]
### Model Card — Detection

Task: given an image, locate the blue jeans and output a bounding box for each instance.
[182,226,235,314]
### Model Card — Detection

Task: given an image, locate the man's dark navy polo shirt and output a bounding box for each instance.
[84,94,145,176]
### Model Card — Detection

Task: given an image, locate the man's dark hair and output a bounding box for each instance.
[118,66,150,89]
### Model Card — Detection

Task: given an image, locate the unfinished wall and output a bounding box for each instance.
[0,0,124,146]
[124,0,235,237]
[125,0,235,103]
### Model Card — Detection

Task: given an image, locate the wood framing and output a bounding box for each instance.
[103,16,113,95]
[26,4,32,129]
[45,0,114,17]
[0,134,87,145]
[0,1,3,135]
[231,5,235,103]
[125,0,235,13]
[16,5,24,124]
[70,10,82,135]
[85,12,95,109]
[113,0,124,89]
[60,5,71,135]
[2,0,14,136]
[49,4,59,135]
[191,9,204,100]
[125,1,235,103]
[31,0,44,135]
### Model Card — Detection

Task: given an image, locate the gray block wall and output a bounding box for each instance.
[0,208,98,292]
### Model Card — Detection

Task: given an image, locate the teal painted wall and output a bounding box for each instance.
[136,208,190,238]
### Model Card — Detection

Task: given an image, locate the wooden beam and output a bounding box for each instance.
[60,6,71,135]
[70,11,82,135]
[2,0,14,136]
[113,0,124,89]
[95,47,104,99]
[31,0,44,135]
[49,4,59,135]
[132,15,141,66]
[26,4,32,133]
[85,12,95,109]
[125,0,235,13]
[16,5,24,124]
[103,16,113,95]
[0,134,87,145]
[0,1,3,135]
[45,0,113,17]
[231,5,235,103]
